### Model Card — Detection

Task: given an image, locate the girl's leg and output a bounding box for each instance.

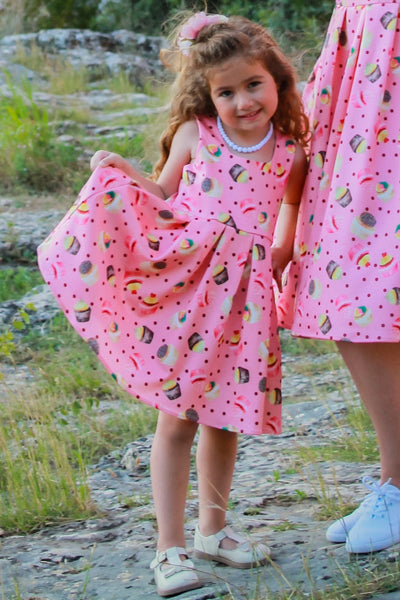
[196,425,238,537]
[150,411,198,551]
[336,341,400,486]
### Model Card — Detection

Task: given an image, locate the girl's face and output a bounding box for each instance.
[208,56,278,142]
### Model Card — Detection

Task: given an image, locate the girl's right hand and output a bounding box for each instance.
[90,150,128,172]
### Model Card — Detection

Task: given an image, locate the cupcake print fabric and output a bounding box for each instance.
[38,117,297,434]
[280,0,400,342]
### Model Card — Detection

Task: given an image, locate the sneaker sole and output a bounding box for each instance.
[346,536,400,554]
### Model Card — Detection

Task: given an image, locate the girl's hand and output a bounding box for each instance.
[271,245,292,293]
[90,151,128,172]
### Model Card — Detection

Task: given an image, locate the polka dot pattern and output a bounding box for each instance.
[280,0,400,342]
[37,117,297,434]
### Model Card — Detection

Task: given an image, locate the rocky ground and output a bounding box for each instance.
[1,341,400,600]
[1,28,400,600]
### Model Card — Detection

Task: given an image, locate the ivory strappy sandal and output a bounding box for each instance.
[150,546,202,597]
[194,525,271,569]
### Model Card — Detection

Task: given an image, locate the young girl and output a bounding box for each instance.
[38,12,308,597]
[280,0,400,555]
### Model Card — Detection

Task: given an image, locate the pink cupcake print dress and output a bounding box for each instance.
[38,117,297,434]
[280,0,400,342]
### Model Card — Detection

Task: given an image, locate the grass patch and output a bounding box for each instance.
[0,389,96,533]
[0,267,44,302]
[0,310,158,533]
[0,72,81,193]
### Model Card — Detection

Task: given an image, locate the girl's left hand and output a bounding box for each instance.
[271,245,292,293]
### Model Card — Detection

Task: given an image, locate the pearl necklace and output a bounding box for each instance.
[217,116,273,153]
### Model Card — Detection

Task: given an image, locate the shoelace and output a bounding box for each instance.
[361,475,400,518]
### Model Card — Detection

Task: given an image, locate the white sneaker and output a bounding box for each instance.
[150,546,202,597]
[326,479,377,543]
[344,477,400,553]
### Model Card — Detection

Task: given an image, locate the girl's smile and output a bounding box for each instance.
[209,56,278,148]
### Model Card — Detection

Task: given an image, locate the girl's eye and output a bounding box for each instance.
[220,90,232,98]
[249,81,261,89]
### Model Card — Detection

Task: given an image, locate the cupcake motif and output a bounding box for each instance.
[229,164,249,183]
[269,388,282,405]
[349,134,367,153]
[380,11,397,30]
[320,86,331,105]
[335,186,352,207]
[243,302,261,324]
[348,243,371,267]
[157,344,179,366]
[318,314,332,335]
[184,408,199,422]
[285,140,296,154]
[258,340,270,360]
[79,260,99,286]
[170,310,187,329]
[234,395,251,413]
[188,332,205,353]
[376,181,394,202]
[124,274,142,293]
[258,212,270,231]
[377,127,389,143]
[103,191,123,212]
[156,209,175,228]
[309,279,322,299]
[140,293,160,314]
[390,56,400,75]
[162,380,182,400]
[107,265,116,287]
[179,238,197,254]
[74,300,91,323]
[218,212,237,230]
[204,381,220,400]
[335,295,351,312]
[354,306,373,326]
[234,367,250,384]
[365,63,382,83]
[326,260,343,280]
[108,322,121,342]
[200,144,222,162]
[379,252,398,276]
[97,231,112,252]
[314,151,326,168]
[135,325,154,344]
[239,198,256,214]
[182,169,196,185]
[386,287,400,305]
[63,235,81,255]
[201,177,223,198]
[212,264,229,285]
[252,244,266,260]
[87,338,99,355]
[351,212,377,239]
[147,233,160,251]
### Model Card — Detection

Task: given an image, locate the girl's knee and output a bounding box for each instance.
[156,411,198,444]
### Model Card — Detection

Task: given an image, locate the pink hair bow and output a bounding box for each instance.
[178,11,228,55]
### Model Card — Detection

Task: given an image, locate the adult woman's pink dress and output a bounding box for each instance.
[281,0,400,341]
[38,117,297,434]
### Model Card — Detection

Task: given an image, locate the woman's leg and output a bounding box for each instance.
[196,425,238,537]
[150,411,198,551]
[336,341,400,486]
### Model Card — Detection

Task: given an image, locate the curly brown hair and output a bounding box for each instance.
[153,14,309,179]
